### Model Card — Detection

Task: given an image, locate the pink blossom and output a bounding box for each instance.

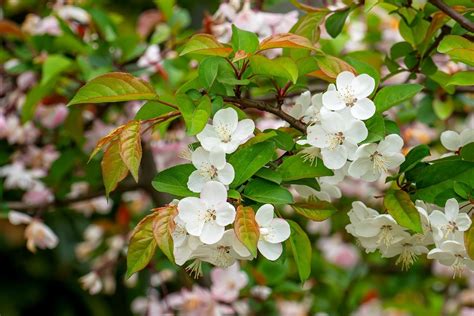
[166,285,232,316]
[35,103,69,129]
[211,263,248,303]
[17,71,37,91]
[461,307,474,316]
[318,234,360,269]
[22,186,54,205]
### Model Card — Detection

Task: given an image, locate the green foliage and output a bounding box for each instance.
[127,213,158,277]
[287,220,312,282]
[384,190,423,233]
[374,84,424,112]
[152,164,198,197]
[277,155,333,181]
[243,178,294,204]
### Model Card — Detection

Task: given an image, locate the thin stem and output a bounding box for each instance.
[429,0,474,33]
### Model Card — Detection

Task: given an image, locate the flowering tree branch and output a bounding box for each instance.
[429,0,474,33]
[222,96,307,133]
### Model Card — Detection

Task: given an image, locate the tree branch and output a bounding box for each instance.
[429,0,474,33]
[223,96,307,133]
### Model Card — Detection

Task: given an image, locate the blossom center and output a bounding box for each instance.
[443,221,459,237]
[378,224,394,246]
[396,243,417,270]
[340,87,357,107]
[213,245,233,267]
[370,151,388,173]
[199,163,219,180]
[452,255,465,278]
[329,132,345,150]
[203,209,217,222]
[259,227,274,242]
[215,124,232,143]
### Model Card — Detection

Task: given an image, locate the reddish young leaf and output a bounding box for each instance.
[180,34,232,57]
[0,20,24,38]
[119,120,142,182]
[308,55,356,81]
[101,139,129,196]
[152,205,178,263]
[234,205,260,258]
[259,33,315,51]
[89,125,126,161]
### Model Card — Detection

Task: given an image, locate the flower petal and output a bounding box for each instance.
[348,158,372,178]
[346,120,368,143]
[306,124,330,148]
[322,90,345,110]
[187,170,207,193]
[321,146,348,170]
[336,71,355,91]
[352,74,375,99]
[215,202,236,226]
[213,108,238,132]
[456,213,472,231]
[460,129,474,147]
[200,181,228,207]
[429,210,449,228]
[255,204,274,227]
[351,98,375,120]
[209,150,226,169]
[385,153,405,170]
[266,218,290,243]
[258,240,282,261]
[445,198,459,220]
[233,119,255,142]
[440,130,461,151]
[200,222,225,244]
[217,163,235,185]
[192,147,210,168]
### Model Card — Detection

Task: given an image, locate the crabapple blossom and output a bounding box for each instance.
[79,271,103,295]
[137,44,163,71]
[8,211,59,252]
[0,163,45,190]
[187,147,235,193]
[441,129,474,152]
[429,198,471,241]
[177,181,236,244]
[288,90,326,124]
[196,108,255,154]
[255,204,291,260]
[318,234,360,269]
[210,263,248,303]
[428,240,474,277]
[348,134,405,181]
[380,232,430,270]
[299,111,368,169]
[322,71,376,120]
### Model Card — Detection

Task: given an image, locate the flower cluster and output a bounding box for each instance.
[294,71,405,189]
[347,198,474,275]
[172,108,291,275]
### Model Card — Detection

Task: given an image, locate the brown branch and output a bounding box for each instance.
[429,0,474,33]
[223,96,307,133]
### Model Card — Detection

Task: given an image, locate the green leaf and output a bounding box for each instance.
[291,197,337,221]
[176,94,211,135]
[244,178,294,204]
[447,71,474,87]
[453,181,471,199]
[399,144,430,173]
[153,205,178,263]
[234,206,260,258]
[41,54,72,85]
[249,55,299,84]
[374,84,423,112]
[438,35,474,66]
[68,72,157,106]
[362,113,385,144]
[21,80,55,122]
[180,34,232,57]
[461,143,474,162]
[325,9,350,38]
[390,42,414,60]
[152,164,198,197]
[465,222,474,260]
[290,12,327,43]
[229,142,276,187]
[155,0,175,20]
[231,25,259,54]
[135,101,175,120]
[433,98,454,120]
[277,155,332,181]
[384,190,423,233]
[119,120,142,182]
[255,167,282,184]
[287,220,312,282]
[127,213,157,277]
[101,140,129,197]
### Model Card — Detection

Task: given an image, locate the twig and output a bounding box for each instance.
[223,96,307,132]
[429,0,474,33]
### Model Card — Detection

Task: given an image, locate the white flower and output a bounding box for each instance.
[187,147,235,193]
[322,71,376,120]
[8,211,59,252]
[178,181,236,244]
[255,204,291,260]
[427,240,474,277]
[185,230,252,276]
[429,198,471,241]
[440,129,474,152]
[197,108,255,154]
[137,45,162,70]
[288,91,326,124]
[380,232,429,270]
[348,134,405,181]
[0,163,45,190]
[80,272,103,295]
[300,112,368,169]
